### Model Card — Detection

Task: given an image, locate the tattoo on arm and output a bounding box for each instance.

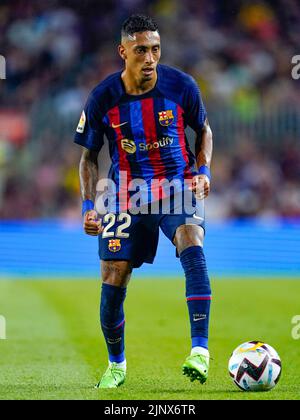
[195,118,213,168]
[79,148,99,201]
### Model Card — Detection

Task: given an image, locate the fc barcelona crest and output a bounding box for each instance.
[108,239,121,253]
[158,110,174,126]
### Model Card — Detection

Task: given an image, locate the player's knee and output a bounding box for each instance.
[101,260,132,288]
[174,225,204,255]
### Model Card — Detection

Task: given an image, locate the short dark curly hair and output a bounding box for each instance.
[121,14,159,38]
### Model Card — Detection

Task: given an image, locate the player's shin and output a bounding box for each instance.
[100,283,127,367]
[180,246,211,352]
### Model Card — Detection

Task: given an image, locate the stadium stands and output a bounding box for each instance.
[0,0,299,221]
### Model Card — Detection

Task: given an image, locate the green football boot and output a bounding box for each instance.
[182,350,210,384]
[95,363,126,389]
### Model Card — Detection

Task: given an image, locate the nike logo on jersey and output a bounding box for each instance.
[112,122,128,128]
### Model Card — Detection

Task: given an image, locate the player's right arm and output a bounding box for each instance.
[79,148,102,236]
[74,93,105,236]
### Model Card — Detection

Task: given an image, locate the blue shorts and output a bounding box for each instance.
[98,194,205,268]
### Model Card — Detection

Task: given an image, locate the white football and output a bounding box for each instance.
[228,341,282,391]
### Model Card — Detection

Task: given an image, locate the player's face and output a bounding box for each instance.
[119,31,161,82]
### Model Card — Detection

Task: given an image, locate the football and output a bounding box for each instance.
[228,341,282,392]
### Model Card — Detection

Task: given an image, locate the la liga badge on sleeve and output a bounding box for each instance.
[76,110,86,133]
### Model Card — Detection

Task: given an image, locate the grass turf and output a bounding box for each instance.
[0,278,299,400]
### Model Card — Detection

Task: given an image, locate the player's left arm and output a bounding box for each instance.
[192,118,213,199]
[184,77,213,200]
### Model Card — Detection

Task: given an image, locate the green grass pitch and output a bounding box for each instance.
[0,278,300,400]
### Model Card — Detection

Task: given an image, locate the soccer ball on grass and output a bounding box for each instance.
[228,341,281,392]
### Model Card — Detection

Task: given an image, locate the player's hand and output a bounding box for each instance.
[83,210,103,236]
[189,174,210,200]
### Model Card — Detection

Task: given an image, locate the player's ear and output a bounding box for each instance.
[118,45,127,61]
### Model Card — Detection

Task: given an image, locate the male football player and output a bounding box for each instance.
[74,14,213,389]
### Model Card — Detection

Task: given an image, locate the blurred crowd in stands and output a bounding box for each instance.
[0,0,299,220]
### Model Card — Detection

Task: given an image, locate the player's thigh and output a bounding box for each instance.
[99,211,160,283]
[173,224,204,255]
[101,260,132,288]
[99,212,135,287]
[159,192,205,255]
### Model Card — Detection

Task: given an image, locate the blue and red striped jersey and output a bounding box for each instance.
[74,64,207,206]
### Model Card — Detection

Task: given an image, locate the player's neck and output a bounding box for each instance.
[121,69,157,95]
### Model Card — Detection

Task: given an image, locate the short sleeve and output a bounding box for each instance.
[184,78,207,132]
[74,95,105,152]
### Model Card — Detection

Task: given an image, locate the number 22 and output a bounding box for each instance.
[102,213,131,238]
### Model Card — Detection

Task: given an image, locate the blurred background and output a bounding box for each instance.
[0,0,299,278]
